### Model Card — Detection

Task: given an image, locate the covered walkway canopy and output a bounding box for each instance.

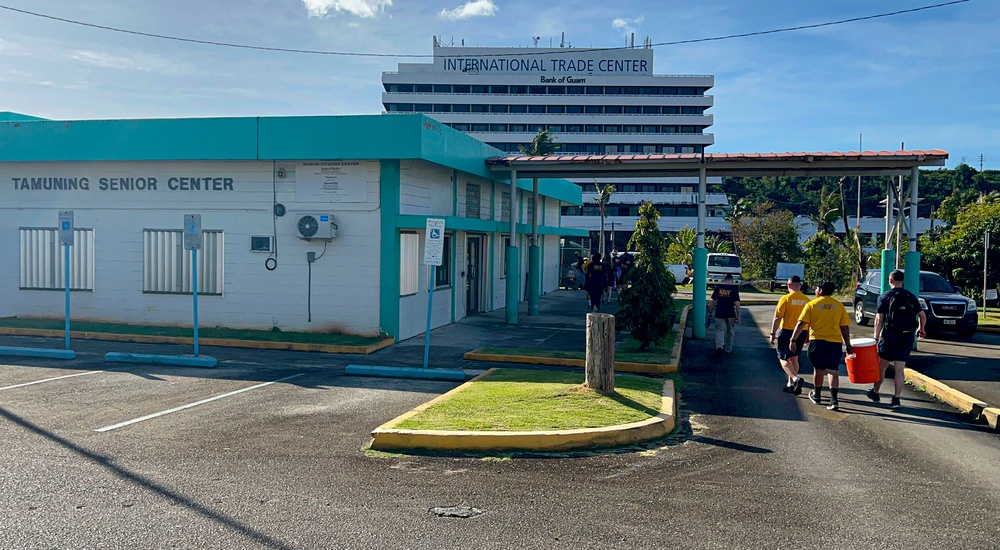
[488,149,949,337]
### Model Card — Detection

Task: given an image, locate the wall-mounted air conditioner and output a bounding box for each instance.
[295,213,335,241]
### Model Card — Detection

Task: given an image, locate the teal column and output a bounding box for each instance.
[905,250,921,350]
[528,244,540,315]
[693,247,708,339]
[379,160,401,341]
[506,246,520,324]
[880,250,895,292]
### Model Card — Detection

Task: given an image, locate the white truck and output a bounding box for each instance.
[706,253,742,286]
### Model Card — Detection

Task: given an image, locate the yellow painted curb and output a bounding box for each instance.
[982,408,1000,431]
[0,327,392,355]
[370,369,676,453]
[904,368,988,418]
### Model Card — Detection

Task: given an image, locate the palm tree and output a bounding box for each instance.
[668,226,697,267]
[593,182,616,256]
[807,185,841,236]
[518,130,560,245]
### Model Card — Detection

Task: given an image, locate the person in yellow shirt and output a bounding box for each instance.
[790,281,854,411]
[769,275,809,395]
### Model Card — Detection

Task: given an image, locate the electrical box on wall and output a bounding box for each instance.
[250,235,273,252]
[295,213,336,241]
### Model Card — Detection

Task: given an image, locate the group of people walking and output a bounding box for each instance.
[711,269,926,412]
[574,251,633,312]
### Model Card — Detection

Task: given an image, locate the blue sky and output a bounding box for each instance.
[1,0,996,169]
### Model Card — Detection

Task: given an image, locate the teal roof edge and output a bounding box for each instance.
[0,113,581,204]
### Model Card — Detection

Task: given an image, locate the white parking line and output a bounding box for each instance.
[0,370,103,391]
[94,373,304,433]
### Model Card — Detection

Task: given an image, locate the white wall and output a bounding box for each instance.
[1,160,382,335]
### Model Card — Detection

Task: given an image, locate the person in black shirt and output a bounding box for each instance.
[584,252,611,313]
[866,269,927,410]
[710,274,741,355]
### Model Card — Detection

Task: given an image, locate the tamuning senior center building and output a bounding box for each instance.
[0,113,585,342]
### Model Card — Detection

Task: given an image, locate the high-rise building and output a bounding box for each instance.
[382,39,730,252]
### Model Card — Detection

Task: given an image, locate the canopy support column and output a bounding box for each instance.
[506,168,520,324]
[693,166,708,339]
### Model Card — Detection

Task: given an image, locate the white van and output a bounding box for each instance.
[707,253,742,285]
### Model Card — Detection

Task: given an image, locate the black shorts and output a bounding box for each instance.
[878,331,915,362]
[776,329,807,360]
[807,340,843,372]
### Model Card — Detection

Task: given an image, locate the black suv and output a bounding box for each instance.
[853,269,978,338]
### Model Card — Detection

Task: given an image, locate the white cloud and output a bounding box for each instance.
[612,16,644,35]
[439,0,497,21]
[301,0,392,18]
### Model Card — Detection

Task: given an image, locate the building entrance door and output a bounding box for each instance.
[466,236,482,315]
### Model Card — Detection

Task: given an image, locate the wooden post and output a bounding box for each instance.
[585,313,615,395]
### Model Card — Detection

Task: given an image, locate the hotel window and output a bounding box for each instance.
[662,126,677,134]
[435,234,452,288]
[415,84,432,93]
[396,84,413,93]
[509,105,527,113]
[414,104,432,112]
[624,86,640,95]
[566,105,584,114]
[400,233,418,296]
[662,87,678,95]
[490,124,507,132]
[565,125,582,133]
[585,125,601,133]
[605,145,619,154]
[662,106,680,114]
[396,104,413,112]
[547,86,565,94]
[433,85,451,93]
[142,229,224,295]
[471,104,489,112]
[509,124,527,132]
[624,105,641,114]
[528,105,546,114]
[501,191,511,222]
[680,87,697,95]
[546,124,563,132]
[450,123,470,131]
[19,227,95,291]
[453,85,470,93]
[642,106,659,114]
[681,146,696,154]
[623,125,639,133]
[471,123,488,132]
[585,105,603,114]
[643,145,656,154]
[433,104,451,112]
[547,105,565,114]
[585,144,601,153]
[642,125,658,133]
[472,85,489,93]
[491,85,509,94]
[466,184,481,218]
[604,125,620,133]
[528,124,545,132]
[681,106,701,114]
[567,86,584,94]
[605,106,622,114]
[681,126,696,133]
[561,206,582,216]
[605,86,623,95]
[510,85,528,94]
[529,86,546,94]
[619,183,636,192]
[453,104,470,112]
[678,206,697,216]
[586,86,603,95]
[490,105,508,113]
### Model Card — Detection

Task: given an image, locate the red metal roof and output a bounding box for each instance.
[491,149,949,163]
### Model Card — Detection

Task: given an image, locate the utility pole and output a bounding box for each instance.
[857,133,862,231]
[980,154,986,172]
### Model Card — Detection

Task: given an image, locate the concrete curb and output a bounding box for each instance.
[978,325,1000,334]
[904,368,992,425]
[0,327,393,355]
[370,369,676,453]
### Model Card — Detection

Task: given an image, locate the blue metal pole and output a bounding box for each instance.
[423,265,436,369]
[64,244,71,350]
[193,247,199,357]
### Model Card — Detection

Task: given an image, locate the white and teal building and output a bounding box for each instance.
[0,113,584,341]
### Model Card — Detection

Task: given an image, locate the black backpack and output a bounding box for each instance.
[885,289,919,333]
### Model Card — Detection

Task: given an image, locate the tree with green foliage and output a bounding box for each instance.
[616,202,676,350]
[802,234,853,292]
[665,227,696,266]
[728,202,801,279]
[920,195,1000,299]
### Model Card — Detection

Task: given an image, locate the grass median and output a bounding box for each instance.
[0,316,383,346]
[396,368,669,431]
[979,311,1000,329]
